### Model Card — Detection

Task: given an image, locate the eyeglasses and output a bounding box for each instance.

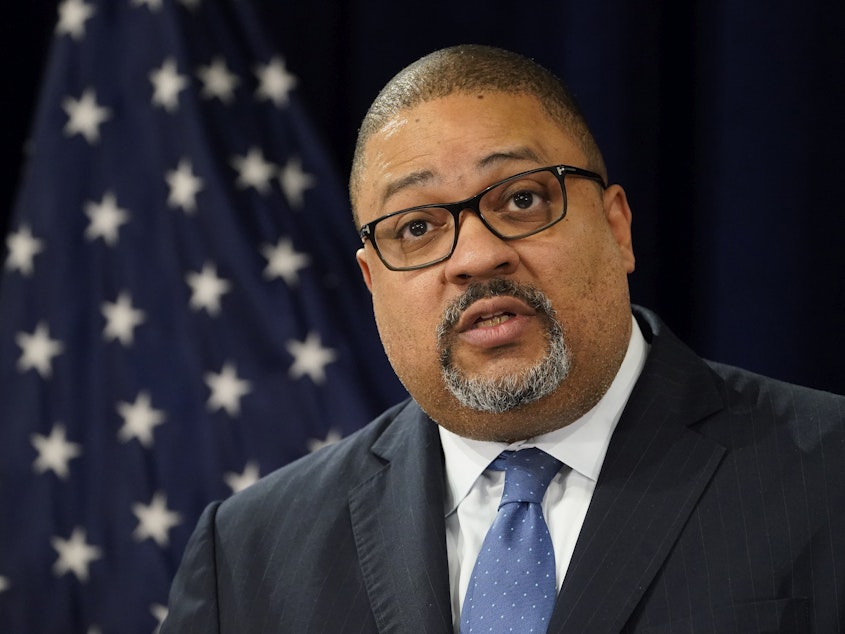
[359,164,607,271]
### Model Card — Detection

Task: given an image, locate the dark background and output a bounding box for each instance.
[3,0,844,394]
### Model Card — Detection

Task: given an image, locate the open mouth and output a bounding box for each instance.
[456,296,533,334]
[473,312,516,328]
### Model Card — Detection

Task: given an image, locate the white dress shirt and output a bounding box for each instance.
[439,314,648,630]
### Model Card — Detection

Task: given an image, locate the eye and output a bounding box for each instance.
[502,186,547,214]
[511,190,537,210]
[405,218,429,238]
[392,210,449,243]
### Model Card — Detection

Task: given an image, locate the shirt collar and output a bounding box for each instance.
[439,313,649,515]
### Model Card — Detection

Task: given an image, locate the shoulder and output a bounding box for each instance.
[634,304,844,409]
[705,360,845,447]
[633,304,845,441]
[708,360,844,412]
[211,398,420,530]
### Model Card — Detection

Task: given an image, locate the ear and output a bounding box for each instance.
[356,248,374,292]
[603,184,636,273]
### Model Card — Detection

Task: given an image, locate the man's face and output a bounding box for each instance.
[355,92,636,442]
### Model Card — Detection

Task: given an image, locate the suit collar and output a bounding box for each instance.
[348,402,453,633]
[549,306,727,632]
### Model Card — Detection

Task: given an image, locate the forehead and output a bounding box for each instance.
[357,92,586,221]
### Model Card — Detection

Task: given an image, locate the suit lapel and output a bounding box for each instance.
[549,308,727,633]
[348,403,453,633]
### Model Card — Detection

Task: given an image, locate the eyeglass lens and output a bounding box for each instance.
[372,169,564,270]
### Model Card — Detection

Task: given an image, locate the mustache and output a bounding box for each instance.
[436,279,556,340]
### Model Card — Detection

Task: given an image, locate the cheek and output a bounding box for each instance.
[546,235,632,362]
[549,216,622,280]
[522,225,598,290]
[370,276,442,363]
[531,223,629,323]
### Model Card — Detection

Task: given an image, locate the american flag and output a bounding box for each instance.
[0,0,405,631]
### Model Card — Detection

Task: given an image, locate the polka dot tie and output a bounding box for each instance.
[460,448,563,634]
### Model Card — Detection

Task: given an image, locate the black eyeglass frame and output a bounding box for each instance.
[358,164,607,271]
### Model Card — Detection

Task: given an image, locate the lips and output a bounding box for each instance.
[473,312,514,328]
[455,296,536,334]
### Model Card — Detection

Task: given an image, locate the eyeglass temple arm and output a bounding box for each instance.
[560,165,608,189]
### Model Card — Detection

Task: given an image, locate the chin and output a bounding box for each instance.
[424,390,565,443]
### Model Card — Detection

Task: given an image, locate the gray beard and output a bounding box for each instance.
[437,280,570,413]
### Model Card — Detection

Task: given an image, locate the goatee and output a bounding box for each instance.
[436,279,570,413]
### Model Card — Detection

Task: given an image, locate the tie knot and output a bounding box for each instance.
[490,448,562,507]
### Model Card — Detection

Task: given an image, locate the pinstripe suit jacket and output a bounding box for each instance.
[161,307,845,633]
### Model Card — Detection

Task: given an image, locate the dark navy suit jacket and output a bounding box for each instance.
[162,307,845,632]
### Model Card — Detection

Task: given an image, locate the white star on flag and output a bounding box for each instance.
[132,492,182,547]
[231,147,278,193]
[51,527,103,582]
[16,321,64,378]
[131,0,163,11]
[150,58,188,111]
[101,292,146,346]
[84,191,130,246]
[5,224,45,276]
[185,261,231,315]
[56,0,96,40]
[196,57,240,103]
[261,237,310,286]
[62,88,111,144]
[286,331,338,384]
[31,423,83,479]
[224,461,261,493]
[166,158,204,213]
[307,429,343,453]
[205,361,252,416]
[151,604,169,634]
[254,57,298,106]
[279,156,316,209]
[117,391,166,447]
[0,576,9,593]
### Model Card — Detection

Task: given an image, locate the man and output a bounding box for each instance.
[162,45,845,632]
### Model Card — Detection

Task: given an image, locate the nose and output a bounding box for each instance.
[442,210,519,283]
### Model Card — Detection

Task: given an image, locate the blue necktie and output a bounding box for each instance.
[461,448,563,634]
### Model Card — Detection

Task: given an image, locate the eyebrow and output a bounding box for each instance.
[477,147,541,170]
[381,170,435,207]
[379,147,543,208]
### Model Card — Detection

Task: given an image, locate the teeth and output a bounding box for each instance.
[475,313,512,328]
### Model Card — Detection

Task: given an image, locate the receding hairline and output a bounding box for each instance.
[349,45,606,224]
